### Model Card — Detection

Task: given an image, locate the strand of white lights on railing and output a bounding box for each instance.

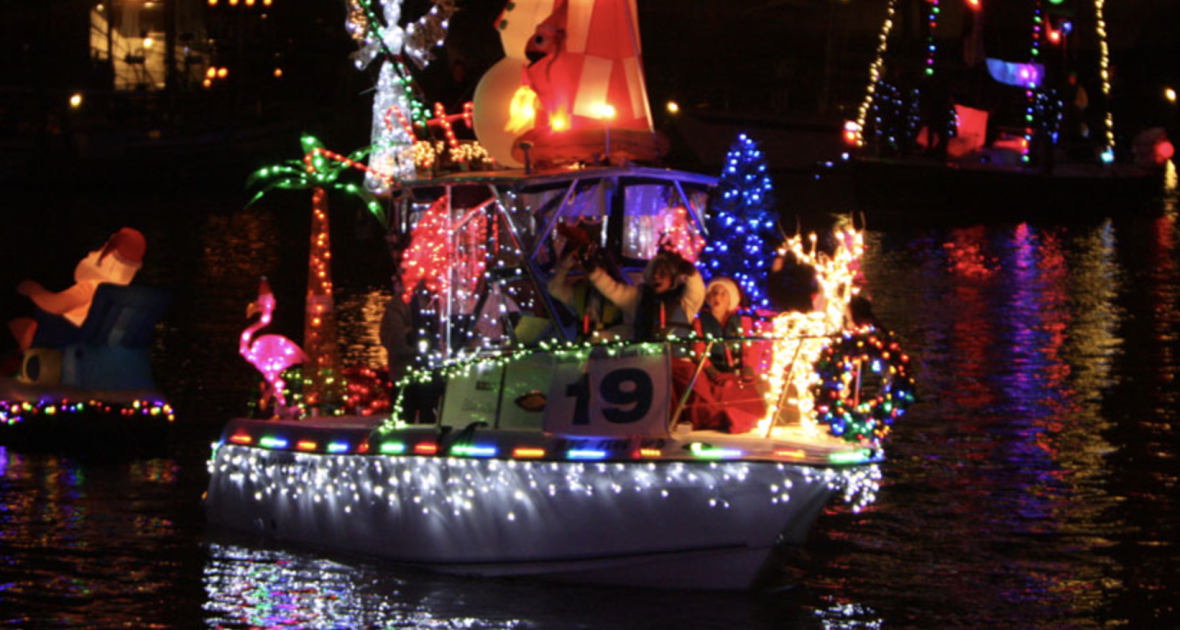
[852,0,899,146]
[1094,0,1115,161]
[209,445,883,519]
[472,200,530,352]
[761,226,864,437]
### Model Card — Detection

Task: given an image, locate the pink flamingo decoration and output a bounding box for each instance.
[240,277,307,415]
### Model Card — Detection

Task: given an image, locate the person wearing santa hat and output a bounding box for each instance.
[8,227,147,352]
[674,277,766,434]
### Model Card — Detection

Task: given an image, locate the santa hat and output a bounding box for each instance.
[706,277,741,313]
[99,227,146,270]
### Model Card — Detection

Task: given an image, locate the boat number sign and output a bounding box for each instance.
[544,346,670,437]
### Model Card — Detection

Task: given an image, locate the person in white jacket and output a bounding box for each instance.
[585,248,704,341]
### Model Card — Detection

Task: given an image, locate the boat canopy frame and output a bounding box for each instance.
[387,167,717,359]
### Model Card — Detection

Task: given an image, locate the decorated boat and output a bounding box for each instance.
[843,0,1171,219]
[204,0,913,590]
[1,229,174,455]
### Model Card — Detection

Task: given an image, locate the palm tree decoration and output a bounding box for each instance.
[247,134,386,414]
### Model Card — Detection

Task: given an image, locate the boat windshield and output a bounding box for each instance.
[393,168,713,358]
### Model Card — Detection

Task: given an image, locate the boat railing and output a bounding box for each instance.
[393,329,842,441]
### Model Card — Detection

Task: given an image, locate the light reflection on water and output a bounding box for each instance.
[199,537,884,630]
[1,189,1178,629]
[803,218,1177,629]
[0,451,197,629]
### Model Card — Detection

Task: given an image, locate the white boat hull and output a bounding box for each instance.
[205,443,874,589]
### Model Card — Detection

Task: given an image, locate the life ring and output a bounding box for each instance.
[811,326,914,443]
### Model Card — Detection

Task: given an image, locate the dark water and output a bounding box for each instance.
[1,175,1178,630]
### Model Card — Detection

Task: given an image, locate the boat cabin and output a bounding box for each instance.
[384,165,780,441]
[389,165,715,355]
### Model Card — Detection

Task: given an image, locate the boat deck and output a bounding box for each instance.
[217,415,878,467]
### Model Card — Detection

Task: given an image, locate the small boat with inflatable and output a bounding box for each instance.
[1,283,174,456]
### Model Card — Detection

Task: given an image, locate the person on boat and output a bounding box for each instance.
[674,277,766,434]
[8,227,146,354]
[586,248,704,341]
[380,276,416,385]
[546,223,622,340]
[385,278,443,424]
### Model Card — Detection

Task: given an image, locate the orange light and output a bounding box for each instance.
[414,442,439,455]
[639,448,662,458]
[506,85,538,134]
[775,449,806,459]
[273,67,283,78]
[296,440,317,451]
[230,434,253,445]
[512,447,546,458]
[217,67,228,79]
[206,66,217,79]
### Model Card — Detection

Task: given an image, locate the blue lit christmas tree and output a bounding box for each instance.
[701,133,779,310]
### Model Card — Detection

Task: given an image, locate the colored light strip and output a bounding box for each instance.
[829,449,873,464]
[413,443,439,455]
[512,447,546,459]
[774,449,806,459]
[567,449,607,460]
[452,444,497,457]
[327,441,350,453]
[296,440,318,451]
[380,442,406,454]
[688,443,743,459]
[639,448,662,458]
[229,434,253,445]
[258,436,288,449]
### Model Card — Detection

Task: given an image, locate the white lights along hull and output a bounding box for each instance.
[205,421,880,590]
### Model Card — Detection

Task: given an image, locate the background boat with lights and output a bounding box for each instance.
[843,0,1171,220]
[1,282,175,455]
[204,0,913,590]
